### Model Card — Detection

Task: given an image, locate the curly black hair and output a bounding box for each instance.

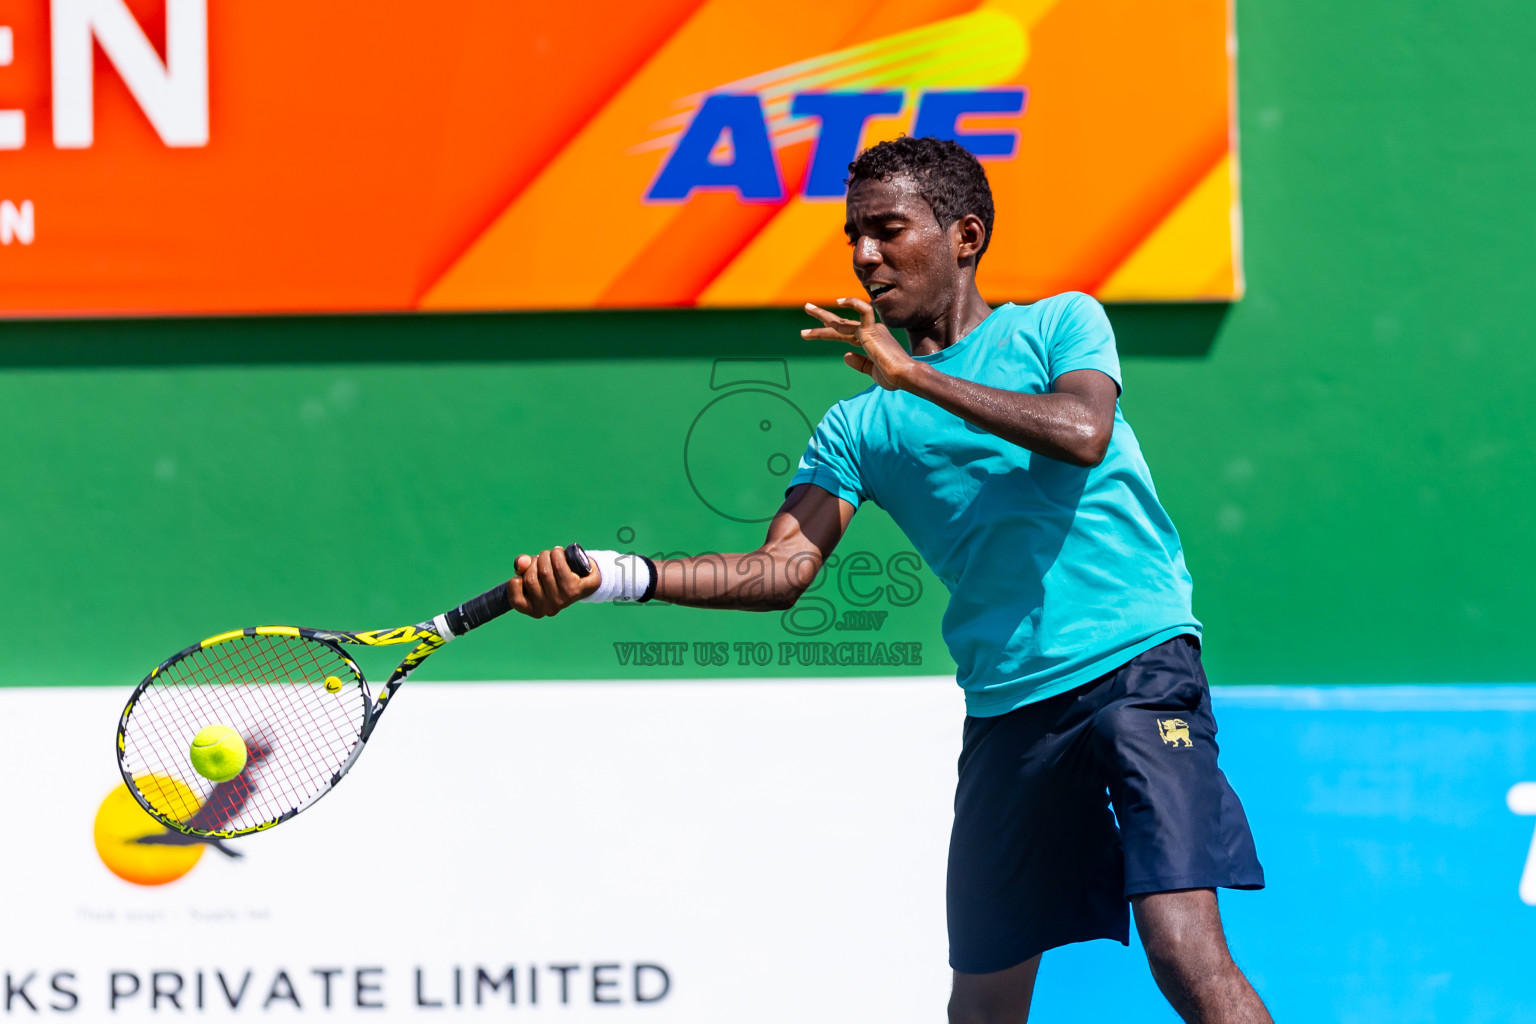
[846,137,995,262]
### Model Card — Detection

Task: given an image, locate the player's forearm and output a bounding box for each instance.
[652,549,821,611]
[898,361,1109,466]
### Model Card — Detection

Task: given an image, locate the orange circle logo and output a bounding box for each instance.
[93,779,204,886]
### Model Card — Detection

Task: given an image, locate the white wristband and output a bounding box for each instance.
[579,550,655,604]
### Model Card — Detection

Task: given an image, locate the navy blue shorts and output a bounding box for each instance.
[947,635,1264,974]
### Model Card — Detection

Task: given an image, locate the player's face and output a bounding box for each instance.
[844,175,962,329]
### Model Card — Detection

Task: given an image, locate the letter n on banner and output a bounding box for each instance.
[51,0,209,148]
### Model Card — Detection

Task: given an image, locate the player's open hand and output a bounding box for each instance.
[511,547,599,618]
[802,298,914,391]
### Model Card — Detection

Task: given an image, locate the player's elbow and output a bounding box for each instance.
[1062,425,1111,467]
[734,584,802,612]
[760,591,801,612]
[755,546,824,610]
[761,573,814,611]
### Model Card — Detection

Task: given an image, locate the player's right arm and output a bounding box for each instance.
[511,483,856,618]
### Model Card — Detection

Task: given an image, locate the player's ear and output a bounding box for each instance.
[954,214,987,263]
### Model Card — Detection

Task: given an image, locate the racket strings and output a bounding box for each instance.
[121,634,367,833]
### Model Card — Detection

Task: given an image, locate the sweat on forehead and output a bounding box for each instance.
[845,136,996,259]
[846,175,931,217]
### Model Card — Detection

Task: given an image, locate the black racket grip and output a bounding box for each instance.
[564,542,593,578]
[441,544,591,637]
[444,582,513,636]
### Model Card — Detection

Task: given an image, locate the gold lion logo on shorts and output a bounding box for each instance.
[1157,718,1193,747]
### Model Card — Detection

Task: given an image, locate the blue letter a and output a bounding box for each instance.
[646,94,783,202]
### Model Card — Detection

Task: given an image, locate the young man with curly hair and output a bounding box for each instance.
[511,136,1271,1024]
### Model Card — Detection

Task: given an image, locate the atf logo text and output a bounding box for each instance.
[646,88,1027,203]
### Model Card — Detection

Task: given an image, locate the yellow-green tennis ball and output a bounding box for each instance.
[324,676,343,693]
[189,725,247,783]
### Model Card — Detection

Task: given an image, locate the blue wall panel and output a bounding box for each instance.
[1031,687,1536,1023]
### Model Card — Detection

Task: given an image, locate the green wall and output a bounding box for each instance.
[3,0,1532,687]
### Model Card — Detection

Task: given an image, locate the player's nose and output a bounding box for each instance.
[852,236,882,268]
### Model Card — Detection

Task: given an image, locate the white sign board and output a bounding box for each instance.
[0,681,962,1020]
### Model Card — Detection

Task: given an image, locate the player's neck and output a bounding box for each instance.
[905,284,993,357]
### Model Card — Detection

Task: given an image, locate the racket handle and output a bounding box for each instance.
[444,582,513,636]
[564,542,593,578]
[441,544,593,637]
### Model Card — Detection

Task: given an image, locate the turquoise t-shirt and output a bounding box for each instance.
[790,292,1200,716]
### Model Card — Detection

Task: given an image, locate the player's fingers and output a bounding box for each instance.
[802,302,859,331]
[519,555,548,614]
[551,544,590,601]
[835,297,877,328]
[509,576,543,619]
[532,550,562,616]
[515,553,533,573]
[537,550,571,616]
[844,351,874,376]
[509,577,546,617]
[802,326,865,345]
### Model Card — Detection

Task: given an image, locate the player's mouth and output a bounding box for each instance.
[866,282,896,302]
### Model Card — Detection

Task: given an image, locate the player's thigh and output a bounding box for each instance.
[1089,637,1264,896]
[949,955,1041,1024]
[1132,888,1230,962]
[948,697,1127,975]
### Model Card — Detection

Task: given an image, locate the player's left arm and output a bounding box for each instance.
[803,297,1118,467]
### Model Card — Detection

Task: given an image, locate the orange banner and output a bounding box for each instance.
[0,0,1238,317]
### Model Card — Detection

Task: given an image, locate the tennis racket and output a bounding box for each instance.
[116,543,592,839]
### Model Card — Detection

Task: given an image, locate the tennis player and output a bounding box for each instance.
[512,137,1270,1024]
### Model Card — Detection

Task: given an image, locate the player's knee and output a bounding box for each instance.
[947,964,1036,1024]
[1143,927,1231,995]
[947,991,1026,1024]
